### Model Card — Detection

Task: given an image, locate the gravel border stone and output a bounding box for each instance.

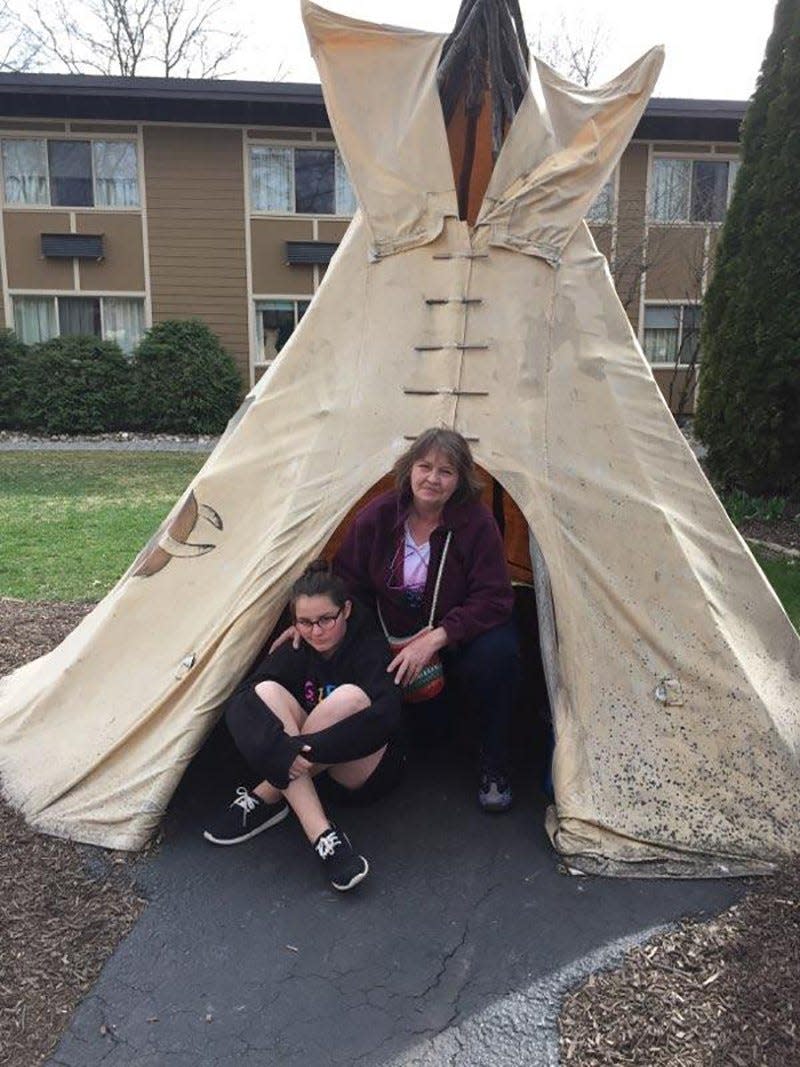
[0,431,217,453]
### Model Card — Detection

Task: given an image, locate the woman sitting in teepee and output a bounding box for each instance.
[334,429,520,812]
[203,561,405,892]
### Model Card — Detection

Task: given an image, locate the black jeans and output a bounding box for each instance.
[405,619,520,770]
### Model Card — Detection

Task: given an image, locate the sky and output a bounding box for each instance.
[233,0,777,102]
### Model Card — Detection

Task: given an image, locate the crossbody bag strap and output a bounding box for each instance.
[427,530,452,628]
[376,529,453,638]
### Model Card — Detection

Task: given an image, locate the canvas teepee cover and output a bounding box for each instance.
[1,1,798,875]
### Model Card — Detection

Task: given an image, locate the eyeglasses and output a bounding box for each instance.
[295,608,343,633]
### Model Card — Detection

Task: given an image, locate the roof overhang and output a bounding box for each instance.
[0,75,746,142]
[0,74,329,128]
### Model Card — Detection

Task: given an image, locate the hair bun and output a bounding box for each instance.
[304,559,331,577]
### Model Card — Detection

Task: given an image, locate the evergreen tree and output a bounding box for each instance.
[695,0,800,495]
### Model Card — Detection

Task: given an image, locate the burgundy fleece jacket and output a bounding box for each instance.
[333,489,514,647]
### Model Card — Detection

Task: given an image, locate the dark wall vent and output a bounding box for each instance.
[285,240,339,266]
[41,233,104,259]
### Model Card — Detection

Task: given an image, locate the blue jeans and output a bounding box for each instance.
[405,620,520,770]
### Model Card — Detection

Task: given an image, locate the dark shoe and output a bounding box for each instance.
[203,786,288,845]
[314,826,369,891]
[478,768,513,812]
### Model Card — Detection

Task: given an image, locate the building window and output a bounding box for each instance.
[2,138,140,208]
[649,157,739,224]
[586,176,615,224]
[250,145,356,216]
[12,295,145,354]
[643,304,702,365]
[255,299,311,363]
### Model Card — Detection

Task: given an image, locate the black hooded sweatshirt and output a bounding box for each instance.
[224,603,402,790]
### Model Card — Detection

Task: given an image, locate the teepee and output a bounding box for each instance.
[1,0,798,876]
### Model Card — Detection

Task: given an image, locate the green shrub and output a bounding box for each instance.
[0,329,27,430]
[132,319,242,434]
[18,335,132,434]
[721,489,787,526]
[695,0,800,496]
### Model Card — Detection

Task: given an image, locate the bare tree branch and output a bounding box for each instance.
[0,0,39,70]
[13,0,242,77]
[529,14,609,86]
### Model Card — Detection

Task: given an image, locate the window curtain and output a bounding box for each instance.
[94,142,139,207]
[103,298,145,355]
[650,159,690,222]
[58,297,101,337]
[251,146,293,212]
[13,297,57,343]
[2,140,48,204]
[334,150,357,216]
[643,306,680,363]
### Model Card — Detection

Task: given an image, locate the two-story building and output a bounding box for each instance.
[0,74,744,413]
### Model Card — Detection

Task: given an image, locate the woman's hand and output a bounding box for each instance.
[269,625,301,653]
[288,745,313,781]
[388,627,448,686]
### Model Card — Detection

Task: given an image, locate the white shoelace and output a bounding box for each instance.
[315,829,341,859]
[231,786,258,826]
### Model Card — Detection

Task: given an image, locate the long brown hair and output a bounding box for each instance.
[393,428,482,506]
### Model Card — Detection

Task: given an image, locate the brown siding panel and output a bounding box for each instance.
[614,143,649,328]
[645,227,706,301]
[588,223,613,262]
[143,125,249,378]
[317,220,350,243]
[3,210,74,289]
[653,367,697,416]
[76,212,146,291]
[250,218,314,294]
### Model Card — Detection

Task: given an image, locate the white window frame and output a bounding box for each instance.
[648,153,739,226]
[642,301,702,366]
[248,134,355,219]
[11,291,146,354]
[0,134,141,211]
[253,296,312,369]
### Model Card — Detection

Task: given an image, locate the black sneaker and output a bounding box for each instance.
[478,768,513,812]
[203,786,288,845]
[314,826,369,891]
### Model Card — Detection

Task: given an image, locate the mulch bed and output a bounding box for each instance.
[0,598,146,1067]
[560,864,800,1066]
[1,511,799,1067]
[740,516,800,552]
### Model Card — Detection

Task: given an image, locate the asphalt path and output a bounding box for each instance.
[48,727,740,1067]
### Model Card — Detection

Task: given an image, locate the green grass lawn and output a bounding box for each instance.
[0,452,799,633]
[753,549,800,630]
[0,452,206,601]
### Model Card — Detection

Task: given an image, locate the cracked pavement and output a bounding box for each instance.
[48,731,741,1066]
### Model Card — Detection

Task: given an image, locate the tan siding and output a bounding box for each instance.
[317,220,350,243]
[653,367,697,416]
[250,218,314,294]
[645,227,706,300]
[3,210,73,289]
[0,121,66,132]
[614,143,649,327]
[588,223,613,261]
[76,213,145,291]
[143,125,249,378]
[70,124,138,134]
[247,129,313,141]
[653,143,712,154]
